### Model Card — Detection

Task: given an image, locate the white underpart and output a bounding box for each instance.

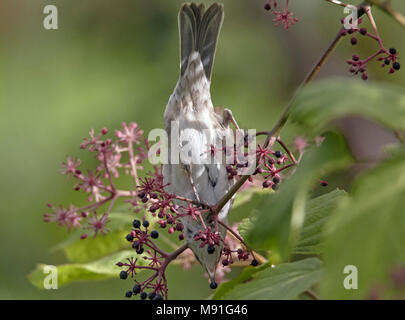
[163,52,234,280]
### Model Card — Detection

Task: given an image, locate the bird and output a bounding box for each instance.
[162,2,236,288]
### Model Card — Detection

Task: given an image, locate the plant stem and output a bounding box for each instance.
[366,0,405,27]
[276,138,297,164]
[265,2,371,142]
[305,289,321,300]
[266,26,345,141]
[213,10,357,215]
[165,243,188,261]
[217,220,267,264]
[325,0,349,8]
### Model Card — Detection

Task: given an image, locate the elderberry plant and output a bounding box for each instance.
[32,0,405,300]
[44,122,308,299]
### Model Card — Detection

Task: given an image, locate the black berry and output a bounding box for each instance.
[264,3,271,11]
[384,58,390,65]
[272,176,280,184]
[153,294,163,300]
[393,62,401,70]
[133,219,141,229]
[136,246,144,255]
[262,180,271,188]
[272,183,279,191]
[133,284,141,294]
[120,270,128,280]
[210,281,218,289]
[251,259,259,267]
[148,292,156,300]
[125,290,132,298]
[140,292,147,300]
[222,259,229,266]
[351,37,358,45]
[142,220,150,228]
[390,48,397,55]
[274,150,283,158]
[359,28,367,35]
[207,245,215,254]
[138,191,146,198]
[126,233,134,242]
[150,230,159,239]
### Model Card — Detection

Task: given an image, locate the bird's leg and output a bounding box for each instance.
[183,164,201,202]
[222,108,240,129]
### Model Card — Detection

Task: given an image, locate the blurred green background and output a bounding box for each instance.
[1,0,404,299]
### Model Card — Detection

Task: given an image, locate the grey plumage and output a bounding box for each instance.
[163,3,234,285]
[179,3,224,80]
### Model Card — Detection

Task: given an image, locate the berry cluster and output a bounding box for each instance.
[255,147,290,190]
[45,120,329,299]
[218,134,296,191]
[117,219,168,300]
[264,0,298,30]
[341,12,400,80]
[44,123,149,237]
[222,246,258,267]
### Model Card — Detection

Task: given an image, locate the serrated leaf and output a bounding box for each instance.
[321,151,405,299]
[294,189,347,255]
[213,262,271,300]
[246,132,353,258]
[291,79,405,135]
[238,217,255,240]
[220,258,322,300]
[238,189,347,256]
[28,250,149,289]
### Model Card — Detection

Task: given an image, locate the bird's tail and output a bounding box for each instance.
[178,2,224,81]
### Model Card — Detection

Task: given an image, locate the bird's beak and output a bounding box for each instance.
[206,265,218,289]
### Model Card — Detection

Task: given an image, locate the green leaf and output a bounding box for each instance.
[321,151,405,299]
[28,250,148,289]
[229,187,273,223]
[294,189,348,255]
[219,258,322,300]
[213,263,271,300]
[246,132,353,258]
[238,217,255,240]
[52,210,157,263]
[239,189,347,256]
[64,230,129,263]
[291,79,405,135]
